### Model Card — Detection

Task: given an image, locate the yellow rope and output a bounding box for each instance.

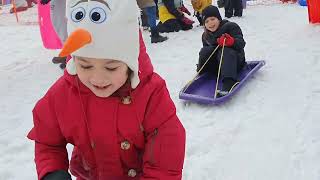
[182,45,220,93]
[229,81,239,93]
[183,37,238,99]
[214,38,226,99]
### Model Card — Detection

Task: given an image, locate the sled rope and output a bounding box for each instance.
[229,82,239,92]
[183,45,220,92]
[214,38,226,99]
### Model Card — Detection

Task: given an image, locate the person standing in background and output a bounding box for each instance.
[137,0,168,43]
[156,0,194,33]
[224,0,243,18]
[191,0,212,26]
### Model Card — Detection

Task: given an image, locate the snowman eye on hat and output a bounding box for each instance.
[71,7,86,23]
[89,7,107,24]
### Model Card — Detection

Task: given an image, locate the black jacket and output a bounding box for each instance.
[202,20,246,63]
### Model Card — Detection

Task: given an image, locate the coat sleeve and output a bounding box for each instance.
[162,0,184,19]
[228,22,246,50]
[141,76,186,180]
[202,32,219,47]
[27,93,69,180]
[202,33,209,46]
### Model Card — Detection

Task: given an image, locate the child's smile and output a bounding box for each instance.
[74,56,129,98]
[204,16,220,32]
[93,84,110,89]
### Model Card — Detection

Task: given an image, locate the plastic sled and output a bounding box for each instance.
[179,60,266,105]
[37,1,62,49]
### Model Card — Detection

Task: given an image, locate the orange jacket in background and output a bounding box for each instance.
[191,0,213,13]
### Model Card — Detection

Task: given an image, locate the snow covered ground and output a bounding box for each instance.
[1,1,320,180]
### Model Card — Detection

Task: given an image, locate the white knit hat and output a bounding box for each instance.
[60,0,140,88]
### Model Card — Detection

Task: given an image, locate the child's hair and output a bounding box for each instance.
[127,68,133,81]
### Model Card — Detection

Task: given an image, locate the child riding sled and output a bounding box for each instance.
[197,5,246,97]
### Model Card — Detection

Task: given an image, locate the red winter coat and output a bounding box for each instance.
[27,35,186,180]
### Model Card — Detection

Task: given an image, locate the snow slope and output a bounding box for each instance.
[0,1,319,180]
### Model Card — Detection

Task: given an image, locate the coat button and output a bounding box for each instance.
[121,96,131,105]
[128,169,137,177]
[120,141,131,150]
[91,141,95,149]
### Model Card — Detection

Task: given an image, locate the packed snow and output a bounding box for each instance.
[0,1,320,180]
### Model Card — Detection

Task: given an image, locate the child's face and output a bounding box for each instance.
[204,17,220,32]
[75,56,129,98]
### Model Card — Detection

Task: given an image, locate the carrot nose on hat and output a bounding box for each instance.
[59,29,92,57]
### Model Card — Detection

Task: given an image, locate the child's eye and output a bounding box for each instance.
[105,67,118,71]
[80,65,93,69]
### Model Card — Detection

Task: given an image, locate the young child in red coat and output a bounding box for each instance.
[27,1,185,180]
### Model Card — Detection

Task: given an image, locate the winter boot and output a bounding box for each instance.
[234,9,243,17]
[225,10,233,18]
[150,28,168,43]
[217,78,239,97]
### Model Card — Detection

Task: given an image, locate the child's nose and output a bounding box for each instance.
[90,72,110,86]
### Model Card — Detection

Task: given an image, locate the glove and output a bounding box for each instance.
[179,5,191,16]
[217,33,235,47]
[181,16,195,25]
[42,170,72,180]
[40,0,51,5]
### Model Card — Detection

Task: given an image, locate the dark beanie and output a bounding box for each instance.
[202,5,222,23]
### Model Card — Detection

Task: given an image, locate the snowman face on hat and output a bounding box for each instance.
[69,0,111,25]
[62,0,141,89]
[64,0,140,60]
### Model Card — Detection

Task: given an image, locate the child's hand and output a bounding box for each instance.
[40,0,51,5]
[217,33,235,47]
[179,5,192,16]
[181,16,195,25]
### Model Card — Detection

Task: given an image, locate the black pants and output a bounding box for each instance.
[197,46,244,81]
[225,0,243,18]
[141,10,149,27]
[157,19,192,33]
